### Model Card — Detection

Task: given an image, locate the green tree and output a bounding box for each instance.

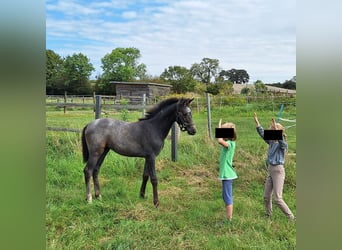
[214,73,234,95]
[220,68,249,84]
[62,53,95,94]
[218,81,234,95]
[240,87,251,95]
[190,58,220,139]
[160,66,196,93]
[254,80,268,94]
[268,76,296,90]
[46,49,64,94]
[190,58,220,84]
[101,47,147,82]
[282,78,296,90]
[190,58,220,95]
[94,75,116,95]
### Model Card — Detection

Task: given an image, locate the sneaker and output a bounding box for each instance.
[264,214,271,220]
[215,219,231,227]
[288,215,296,222]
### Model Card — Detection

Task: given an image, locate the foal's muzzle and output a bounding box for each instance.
[186,125,196,135]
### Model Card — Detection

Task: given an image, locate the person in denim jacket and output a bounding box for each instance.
[254,112,295,221]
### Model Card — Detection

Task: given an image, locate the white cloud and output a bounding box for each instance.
[46,0,296,83]
[122,11,137,19]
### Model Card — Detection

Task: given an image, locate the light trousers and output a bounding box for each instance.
[264,164,294,218]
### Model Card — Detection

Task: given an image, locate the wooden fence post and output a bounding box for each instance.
[142,94,146,117]
[64,91,67,114]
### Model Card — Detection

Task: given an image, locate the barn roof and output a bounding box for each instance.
[110,81,172,88]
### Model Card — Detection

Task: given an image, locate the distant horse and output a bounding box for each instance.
[81,97,196,207]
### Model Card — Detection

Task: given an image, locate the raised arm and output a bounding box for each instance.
[271,117,276,129]
[254,112,269,144]
[254,112,261,127]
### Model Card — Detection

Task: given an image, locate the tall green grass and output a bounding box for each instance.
[46,103,296,249]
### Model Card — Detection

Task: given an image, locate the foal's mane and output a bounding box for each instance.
[139,98,179,121]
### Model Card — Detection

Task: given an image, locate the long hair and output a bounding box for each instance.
[273,122,287,141]
[221,122,237,141]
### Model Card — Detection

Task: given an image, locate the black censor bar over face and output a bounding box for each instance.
[263,130,283,140]
[215,128,234,138]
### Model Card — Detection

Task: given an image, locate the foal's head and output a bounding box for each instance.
[176,98,196,135]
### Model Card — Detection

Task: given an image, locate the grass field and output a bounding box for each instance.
[46,101,296,249]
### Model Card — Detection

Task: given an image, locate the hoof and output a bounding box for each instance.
[86,194,93,203]
[154,201,159,208]
[95,194,102,200]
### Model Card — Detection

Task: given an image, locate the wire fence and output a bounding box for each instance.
[46,94,296,113]
[46,94,296,159]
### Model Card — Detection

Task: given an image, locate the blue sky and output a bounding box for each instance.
[46,0,296,83]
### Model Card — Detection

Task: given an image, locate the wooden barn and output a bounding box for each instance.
[110,81,172,104]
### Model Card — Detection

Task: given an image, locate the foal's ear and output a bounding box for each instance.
[187,98,194,105]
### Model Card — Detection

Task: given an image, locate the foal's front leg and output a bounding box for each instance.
[140,163,149,198]
[150,175,159,208]
[147,156,159,208]
[140,156,159,207]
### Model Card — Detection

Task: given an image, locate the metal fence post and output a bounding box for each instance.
[206,92,212,139]
[171,122,178,162]
[95,95,101,119]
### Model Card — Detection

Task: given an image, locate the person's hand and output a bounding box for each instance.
[271,118,277,130]
[218,118,222,128]
[254,112,260,126]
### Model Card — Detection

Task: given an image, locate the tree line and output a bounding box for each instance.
[46,47,295,95]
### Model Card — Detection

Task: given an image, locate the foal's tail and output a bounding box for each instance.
[81,125,89,163]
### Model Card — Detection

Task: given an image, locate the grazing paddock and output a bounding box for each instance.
[46,97,296,249]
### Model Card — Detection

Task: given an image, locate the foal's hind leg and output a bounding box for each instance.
[84,147,107,203]
[93,148,109,199]
[84,158,97,203]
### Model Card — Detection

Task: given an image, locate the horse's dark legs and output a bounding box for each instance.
[140,174,149,199]
[151,176,159,208]
[140,156,159,207]
[92,169,101,198]
[148,156,159,207]
[84,148,108,203]
[84,159,96,203]
[93,148,109,199]
[140,161,150,198]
